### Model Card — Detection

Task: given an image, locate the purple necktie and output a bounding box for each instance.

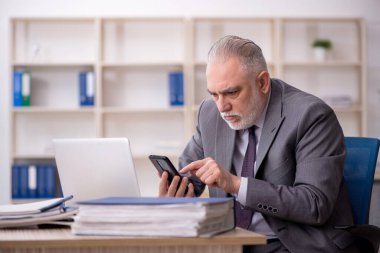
[235,126,256,229]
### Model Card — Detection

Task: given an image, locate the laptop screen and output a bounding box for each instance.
[53,138,141,204]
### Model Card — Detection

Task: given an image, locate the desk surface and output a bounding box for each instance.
[0,227,266,248]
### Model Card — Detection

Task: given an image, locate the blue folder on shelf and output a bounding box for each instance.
[169,71,184,106]
[12,163,57,199]
[79,71,95,106]
[11,165,20,199]
[13,71,23,107]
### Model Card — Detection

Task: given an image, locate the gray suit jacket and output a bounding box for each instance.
[179,79,358,253]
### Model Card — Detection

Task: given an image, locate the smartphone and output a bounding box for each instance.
[149,155,194,195]
[148,155,183,183]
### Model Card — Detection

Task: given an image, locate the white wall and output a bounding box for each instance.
[1,0,380,204]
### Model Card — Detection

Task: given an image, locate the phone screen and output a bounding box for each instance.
[148,155,181,183]
[149,155,193,195]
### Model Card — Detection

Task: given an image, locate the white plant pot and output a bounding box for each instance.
[313,47,328,62]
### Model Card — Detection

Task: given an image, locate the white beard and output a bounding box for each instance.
[220,87,266,130]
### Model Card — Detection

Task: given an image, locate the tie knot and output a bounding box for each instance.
[248,125,256,136]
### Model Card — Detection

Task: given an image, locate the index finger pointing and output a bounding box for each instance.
[180,159,204,173]
[179,163,195,173]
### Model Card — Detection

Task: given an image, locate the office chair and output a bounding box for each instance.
[339,137,380,253]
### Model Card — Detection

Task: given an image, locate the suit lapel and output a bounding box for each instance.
[215,116,236,169]
[213,115,236,197]
[255,81,285,175]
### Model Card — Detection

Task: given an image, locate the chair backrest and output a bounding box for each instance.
[343,137,380,225]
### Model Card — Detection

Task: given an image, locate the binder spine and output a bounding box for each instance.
[86,71,95,106]
[19,165,29,198]
[13,71,23,107]
[45,165,56,198]
[79,71,95,106]
[37,164,46,198]
[169,71,184,106]
[11,165,20,199]
[28,165,37,198]
[22,72,31,106]
[79,72,88,106]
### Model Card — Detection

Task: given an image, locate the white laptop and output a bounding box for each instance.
[53,138,141,204]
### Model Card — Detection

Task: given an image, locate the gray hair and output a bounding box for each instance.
[207,35,268,76]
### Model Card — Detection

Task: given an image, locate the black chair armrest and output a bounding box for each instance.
[335,224,380,253]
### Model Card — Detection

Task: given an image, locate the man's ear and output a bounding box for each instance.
[256,71,270,94]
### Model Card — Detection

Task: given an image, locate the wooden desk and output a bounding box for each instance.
[0,227,266,253]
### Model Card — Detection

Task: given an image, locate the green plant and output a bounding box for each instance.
[312,39,332,50]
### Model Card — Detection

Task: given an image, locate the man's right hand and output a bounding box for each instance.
[158,171,195,197]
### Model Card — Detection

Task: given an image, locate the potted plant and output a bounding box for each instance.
[312,39,332,62]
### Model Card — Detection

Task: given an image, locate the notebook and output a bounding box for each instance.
[53,138,141,204]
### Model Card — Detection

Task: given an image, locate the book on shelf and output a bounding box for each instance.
[169,71,184,106]
[22,71,31,106]
[13,70,31,107]
[0,195,77,228]
[13,71,23,107]
[79,71,95,106]
[12,164,58,199]
[72,196,235,237]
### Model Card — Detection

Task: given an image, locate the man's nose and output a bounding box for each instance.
[216,97,231,112]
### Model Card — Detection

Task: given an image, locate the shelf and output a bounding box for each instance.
[283,61,361,67]
[13,62,96,67]
[101,62,184,68]
[194,61,276,68]
[281,17,362,23]
[101,107,185,114]
[12,153,54,159]
[11,17,96,22]
[11,107,96,114]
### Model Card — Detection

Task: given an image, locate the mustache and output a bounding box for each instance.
[220,112,242,117]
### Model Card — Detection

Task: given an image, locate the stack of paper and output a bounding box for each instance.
[0,196,78,228]
[72,197,235,237]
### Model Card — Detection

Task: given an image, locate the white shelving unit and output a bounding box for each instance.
[11,18,97,163]
[8,17,366,200]
[279,18,367,136]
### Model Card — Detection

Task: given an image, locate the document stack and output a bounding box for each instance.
[72,197,235,237]
[0,196,78,228]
